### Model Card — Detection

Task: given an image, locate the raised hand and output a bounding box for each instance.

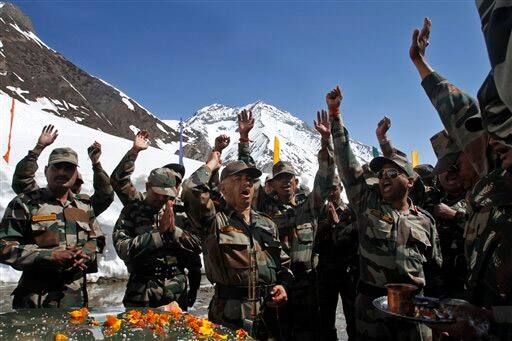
[326,202,340,224]
[206,151,222,172]
[37,125,59,148]
[237,109,254,141]
[214,134,231,153]
[314,110,331,140]
[326,85,343,116]
[410,17,431,62]
[132,130,150,152]
[87,141,102,165]
[376,116,391,141]
[159,199,176,234]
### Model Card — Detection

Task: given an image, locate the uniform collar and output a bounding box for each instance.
[43,187,77,207]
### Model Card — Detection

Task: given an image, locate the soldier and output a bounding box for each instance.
[12,125,114,216]
[326,85,443,340]
[429,130,469,299]
[0,147,104,308]
[410,17,512,339]
[315,175,358,341]
[182,152,291,339]
[110,131,201,308]
[237,109,335,339]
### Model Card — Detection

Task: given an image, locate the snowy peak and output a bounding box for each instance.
[177,101,374,184]
[0,2,34,33]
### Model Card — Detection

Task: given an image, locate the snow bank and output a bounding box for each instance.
[0,91,202,283]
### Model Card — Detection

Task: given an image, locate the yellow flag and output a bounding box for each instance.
[273,136,280,164]
[411,150,419,168]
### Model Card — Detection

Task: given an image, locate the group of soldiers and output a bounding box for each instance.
[0,2,511,340]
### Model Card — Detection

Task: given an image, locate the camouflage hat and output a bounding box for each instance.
[272,161,296,179]
[430,130,461,175]
[220,160,262,182]
[362,163,379,186]
[369,152,415,178]
[147,167,178,197]
[48,147,78,166]
[163,163,185,181]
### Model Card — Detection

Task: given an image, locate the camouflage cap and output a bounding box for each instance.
[369,152,415,178]
[272,161,296,179]
[48,147,78,166]
[147,167,178,197]
[413,164,434,180]
[430,130,461,175]
[163,163,185,182]
[220,160,262,182]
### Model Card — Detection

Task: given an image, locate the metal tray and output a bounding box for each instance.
[372,296,459,324]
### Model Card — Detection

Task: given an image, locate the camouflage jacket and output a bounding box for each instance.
[314,202,358,275]
[238,140,335,277]
[12,149,114,216]
[0,188,104,296]
[331,115,443,293]
[182,164,292,288]
[422,71,512,334]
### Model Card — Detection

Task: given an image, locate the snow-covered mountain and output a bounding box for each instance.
[166,101,375,185]
[0,2,193,147]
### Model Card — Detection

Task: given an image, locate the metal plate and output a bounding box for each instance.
[372,296,457,324]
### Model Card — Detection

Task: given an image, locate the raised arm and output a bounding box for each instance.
[409,18,489,175]
[304,110,335,216]
[376,116,395,157]
[110,130,150,205]
[237,109,256,167]
[327,86,370,209]
[87,142,114,216]
[181,151,221,237]
[12,125,58,194]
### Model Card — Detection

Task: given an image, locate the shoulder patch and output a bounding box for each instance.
[219,225,244,234]
[32,213,57,222]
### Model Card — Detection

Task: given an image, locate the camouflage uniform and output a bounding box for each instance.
[428,131,468,299]
[0,148,104,308]
[421,68,512,338]
[331,115,443,340]
[12,148,114,216]
[182,161,292,339]
[239,138,335,339]
[315,196,358,340]
[110,150,201,310]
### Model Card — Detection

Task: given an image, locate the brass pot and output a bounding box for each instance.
[385,283,418,316]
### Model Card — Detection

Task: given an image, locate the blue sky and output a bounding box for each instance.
[15,0,489,164]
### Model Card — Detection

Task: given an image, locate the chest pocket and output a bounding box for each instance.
[31,215,60,248]
[218,226,251,269]
[407,227,431,262]
[364,209,395,250]
[294,223,314,243]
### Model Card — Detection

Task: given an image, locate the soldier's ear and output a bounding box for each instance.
[406,177,414,188]
[294,178,299,186]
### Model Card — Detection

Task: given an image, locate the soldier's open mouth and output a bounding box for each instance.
[382,181,392,192]
[241,189,250,197]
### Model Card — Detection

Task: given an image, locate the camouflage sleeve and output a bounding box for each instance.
[162,225,202,254]
[379,138,395,158]
[304,137,335,218]
[331,115,371,213]
[90,162,114,216]
[85,209,105,255]
[110,149,144,206]
[477,0,512,113]
[112,207,167,261]
[0,197,55,270]
[424,217,444,296]
[12,150,41,195]
[181,165,217,238]
[238,140,256,167]
[421,72,489,176]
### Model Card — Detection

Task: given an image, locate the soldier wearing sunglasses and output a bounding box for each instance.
[326,85,442,341]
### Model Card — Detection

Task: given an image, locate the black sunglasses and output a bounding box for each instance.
[448,161,460,173]
[377,168,401,179]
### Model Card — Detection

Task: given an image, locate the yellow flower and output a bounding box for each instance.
[54,333,68,341]
[104,315,122,336]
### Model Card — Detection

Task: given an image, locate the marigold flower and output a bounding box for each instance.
[104,315,122,336]
[236,328,249,339]
[54,333,68,341]
[69,307,88,320]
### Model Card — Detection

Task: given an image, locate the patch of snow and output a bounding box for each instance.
[6,85,29,101]
[156,122,168,133]
[121,96,134,111]
[61,76,88,102]
[0,3,4,9]
[0,91,202,283]
[12,72,23,82]
[9,22,55,52]
[74,116,84,122]
[129,125,139,134]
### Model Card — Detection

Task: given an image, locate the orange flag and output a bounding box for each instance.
[3,98,16,163]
